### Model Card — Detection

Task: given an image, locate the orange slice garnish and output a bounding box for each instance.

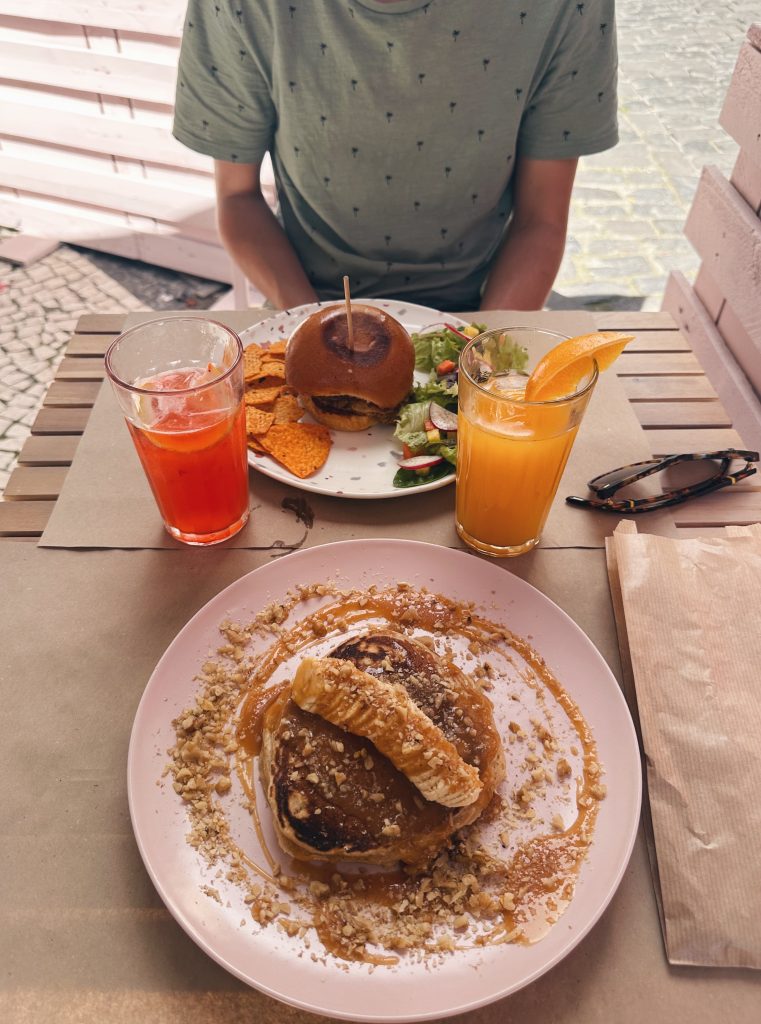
[524,331,635,402]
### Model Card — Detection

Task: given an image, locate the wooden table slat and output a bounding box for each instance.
[621,376,719,401]
[74,314,128,334]
[43,381,102,407]
[17,435,80,466]
[625,331,690,353]
[3,466,68,501]
[55,357,106,381]
[671,488,761,526]
[643,427,746,454]
[0,500,55,536]
[65,334,119,357]
[593,310,677,330]
[32,407,91,435]
[672,525,743,538]
[617,351,703,375]
[56,356,107,380]
[632,401,733,429]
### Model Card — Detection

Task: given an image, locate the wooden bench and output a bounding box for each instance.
[0,4,270,284]
[662,22,761,452]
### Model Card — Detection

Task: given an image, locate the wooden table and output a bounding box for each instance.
[2,309,760,536]
[2,309,761,1024]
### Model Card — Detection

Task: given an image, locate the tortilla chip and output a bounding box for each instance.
[245,406,275,436]
[272,393,304,424]
[247,434,269,454]
[243,344,264,381]
[259,422,332,478]
[245,382,287,406]
[258,359,286,380]
[265,339,288,356]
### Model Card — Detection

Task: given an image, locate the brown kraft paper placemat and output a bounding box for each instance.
[4,544,761,1023]
[39,310,674,550]
[606,521,761,968]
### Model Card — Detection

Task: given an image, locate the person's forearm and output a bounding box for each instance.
[480,221,567,311]
[218,192,318,309]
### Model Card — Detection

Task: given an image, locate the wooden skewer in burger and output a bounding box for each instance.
[284,277,415,432]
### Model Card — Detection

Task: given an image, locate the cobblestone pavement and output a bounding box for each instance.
[554,0,759,309]
[1,1,759,495]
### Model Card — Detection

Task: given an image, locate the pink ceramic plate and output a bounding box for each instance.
[128,539,641,1022]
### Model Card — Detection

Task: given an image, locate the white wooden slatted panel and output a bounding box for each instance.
[684,165,761,354]
[2,96,210,172]
[720,38,761,167]
[662,272,761,452]
[0,9,274,282]
[0,40,177,104]
[0,2,185,37]
[1,136,116,174]
[0,192,233,282]
[0,155,217,230]
[693,266,724,323]
[0,15,88,46]
[731,150,761,214]
[717,300,761,398]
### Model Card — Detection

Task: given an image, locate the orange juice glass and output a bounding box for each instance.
[456,328,598,557]
[105,317,249,545]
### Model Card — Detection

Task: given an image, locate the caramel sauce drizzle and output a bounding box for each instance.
[228,587,604,962]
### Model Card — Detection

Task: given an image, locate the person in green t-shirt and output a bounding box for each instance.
[173,1,618,312]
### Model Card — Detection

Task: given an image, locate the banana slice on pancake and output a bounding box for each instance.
[292,656,483,808]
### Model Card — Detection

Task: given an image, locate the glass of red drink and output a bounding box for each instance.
[105,317,250,545]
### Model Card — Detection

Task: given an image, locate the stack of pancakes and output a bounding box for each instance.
[260,631,505,867]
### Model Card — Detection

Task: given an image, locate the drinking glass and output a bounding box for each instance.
[105,316,250,545]
[456,327,598,557]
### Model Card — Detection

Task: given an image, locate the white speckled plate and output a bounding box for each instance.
[239,299,468,499]
[128,539,641,1022]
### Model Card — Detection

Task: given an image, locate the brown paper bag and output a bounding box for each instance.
[607,521,761,968]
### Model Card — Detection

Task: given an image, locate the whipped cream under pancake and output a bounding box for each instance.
[259,631,505,866]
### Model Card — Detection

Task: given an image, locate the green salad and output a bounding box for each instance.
[393,323,529,489]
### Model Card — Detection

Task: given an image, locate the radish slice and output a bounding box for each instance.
[428,402,458,433]
[398,454,445,470]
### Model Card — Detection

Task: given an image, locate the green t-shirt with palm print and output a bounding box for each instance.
[173,0,618,310]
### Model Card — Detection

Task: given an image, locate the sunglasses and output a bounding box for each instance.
[566,449,759,513]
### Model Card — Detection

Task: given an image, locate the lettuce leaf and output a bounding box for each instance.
[393,461,455,489]
[411,378,458,407]
[394,400,431,441]
[411,324,486,372]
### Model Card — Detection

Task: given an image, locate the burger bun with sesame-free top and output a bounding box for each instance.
[285,303,415,432]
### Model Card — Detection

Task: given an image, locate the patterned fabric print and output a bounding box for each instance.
[174,1,618,309]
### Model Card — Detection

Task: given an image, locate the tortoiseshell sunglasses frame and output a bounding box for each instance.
[566,449,759,513]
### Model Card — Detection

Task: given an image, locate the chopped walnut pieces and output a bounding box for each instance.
[165,576,605,966]
[556,758,572,779]
[500,892,516,911]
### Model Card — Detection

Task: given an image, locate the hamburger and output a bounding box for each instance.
[284,303,415,432]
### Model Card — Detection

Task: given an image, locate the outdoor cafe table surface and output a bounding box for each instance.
[2,308,760,1023]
